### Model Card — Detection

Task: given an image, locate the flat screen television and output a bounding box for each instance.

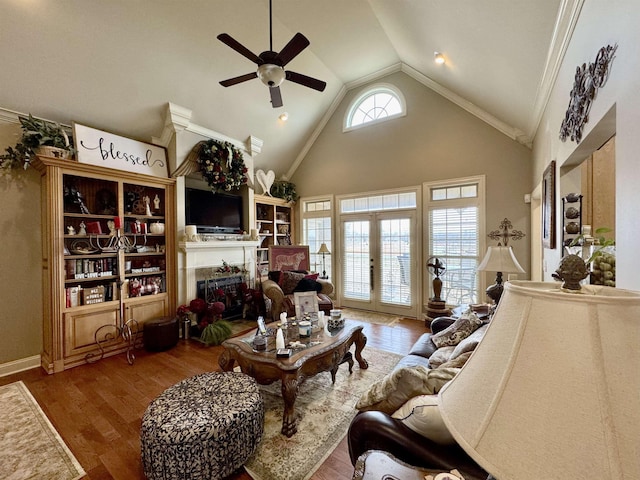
[185,188,243,234]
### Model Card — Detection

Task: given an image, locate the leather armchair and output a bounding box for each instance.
[348,411,489,480]
[261,277,334,321]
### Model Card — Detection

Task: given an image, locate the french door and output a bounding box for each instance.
[340,211,417,316]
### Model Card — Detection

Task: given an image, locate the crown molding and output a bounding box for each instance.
[0,107,21,125]
[527,0,585,141]
[156,102,256,155]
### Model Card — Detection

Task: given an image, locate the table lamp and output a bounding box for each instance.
[317,243,330,279]
[439,280,640,480]
[476,245,525,303]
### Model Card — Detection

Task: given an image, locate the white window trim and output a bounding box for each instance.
[423,175,487,304]
[343,83,407,133]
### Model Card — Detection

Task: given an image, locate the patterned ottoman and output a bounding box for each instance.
[141,372,264,480]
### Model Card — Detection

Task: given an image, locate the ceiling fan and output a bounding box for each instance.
[217,0,326,108]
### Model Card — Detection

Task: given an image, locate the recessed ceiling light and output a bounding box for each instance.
[434,52,445,65]
[279,112,289,122]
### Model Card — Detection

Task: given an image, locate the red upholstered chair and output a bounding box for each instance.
[261,245,334,321]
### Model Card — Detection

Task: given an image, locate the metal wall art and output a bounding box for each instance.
[488,218,526,246]
[559,44,617,143]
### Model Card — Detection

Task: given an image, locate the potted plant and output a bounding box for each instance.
[0,114,74,170]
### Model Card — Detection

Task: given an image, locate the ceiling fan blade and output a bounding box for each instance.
[269,86,283,108]
[285,70,327,92]
[219,72,258,87]
[276,33,310,67]
[217,33,262,64]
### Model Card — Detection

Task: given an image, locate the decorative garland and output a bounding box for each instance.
[196,139,248,193]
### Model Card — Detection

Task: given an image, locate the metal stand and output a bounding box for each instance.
[85,228,142,365]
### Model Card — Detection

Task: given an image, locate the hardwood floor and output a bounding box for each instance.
[0,317,427,480]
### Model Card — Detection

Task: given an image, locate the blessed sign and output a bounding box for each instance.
[73,123,168,178]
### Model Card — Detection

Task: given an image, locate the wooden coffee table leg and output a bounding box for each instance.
[218,348,235,371]
[353,329,369,369]
[281,374,299,437]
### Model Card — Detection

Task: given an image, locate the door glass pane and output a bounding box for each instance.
[343,220,370,301]
[379,218,411,306]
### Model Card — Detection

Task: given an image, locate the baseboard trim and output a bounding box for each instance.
[0,355,41,378]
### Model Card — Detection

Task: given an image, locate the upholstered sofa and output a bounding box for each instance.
[261,270,334,321]
[348,315,490,480]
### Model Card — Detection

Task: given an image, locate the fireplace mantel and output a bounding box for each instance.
[179,240,260,303]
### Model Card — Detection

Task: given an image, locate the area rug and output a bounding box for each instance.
[244,346,402,480]
[0,381,85,480]
[340,307,402,327]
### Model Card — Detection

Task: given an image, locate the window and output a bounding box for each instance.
[340,191,416,213]
[344,84,406,131]
[301,197,333,280]
[425,177,485,305]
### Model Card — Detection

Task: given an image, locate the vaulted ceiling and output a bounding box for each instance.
[0,0,565,176]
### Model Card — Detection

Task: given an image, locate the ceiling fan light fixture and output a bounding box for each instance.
[257,64,286,87]
[434,52,445,65]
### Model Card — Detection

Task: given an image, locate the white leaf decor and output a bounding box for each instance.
[255,169,275,196]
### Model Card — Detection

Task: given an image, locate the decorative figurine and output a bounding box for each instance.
[153,194,160,210]
[78,221,87,236]
[552,254,590,291]
[67,226,76,235]
[144,195,151,216]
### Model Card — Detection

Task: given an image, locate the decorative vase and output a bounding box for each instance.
[149,222,165,234]
[565,222,580,234]
[590,246,615,287]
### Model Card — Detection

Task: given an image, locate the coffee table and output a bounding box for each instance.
[218,319,368,437]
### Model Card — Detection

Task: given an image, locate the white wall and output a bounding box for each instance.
[532,0,640,290]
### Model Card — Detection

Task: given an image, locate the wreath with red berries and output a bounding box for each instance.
[196,139,248,193]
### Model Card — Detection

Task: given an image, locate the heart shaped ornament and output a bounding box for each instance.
[255,169,275,196]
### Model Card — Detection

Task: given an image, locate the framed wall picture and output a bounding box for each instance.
[542,160,556,249]
[269,245,310,271]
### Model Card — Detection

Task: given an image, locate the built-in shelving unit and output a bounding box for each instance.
[254,194,295,279]
[33,155,176,373]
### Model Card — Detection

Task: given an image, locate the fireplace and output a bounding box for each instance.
[178,239,260,310]
[196,272,247,320]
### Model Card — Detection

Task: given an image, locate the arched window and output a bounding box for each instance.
[344,84,406,131]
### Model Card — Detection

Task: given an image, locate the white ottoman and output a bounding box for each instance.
[141,372,264,480]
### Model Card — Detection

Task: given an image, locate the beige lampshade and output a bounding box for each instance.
[477,246,525,273]
[317,243,330,255]
[439,281,640,479]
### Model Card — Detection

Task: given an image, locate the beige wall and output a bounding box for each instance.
[292,71,533,293]
[532,0,640,290]
[0,121,43,365]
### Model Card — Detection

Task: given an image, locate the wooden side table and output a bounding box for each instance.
[352,450,458,480]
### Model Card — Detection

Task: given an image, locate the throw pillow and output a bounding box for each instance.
[355,366,460,414]
[430,312,483,348]
[391,394,456,445]
[438,351,473,369]
[293,278,322,293]
[304,273,319,281]
[268,271,281,282]
[278,271,306,295]
[449,323,488,360]
[426,346,455,368]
